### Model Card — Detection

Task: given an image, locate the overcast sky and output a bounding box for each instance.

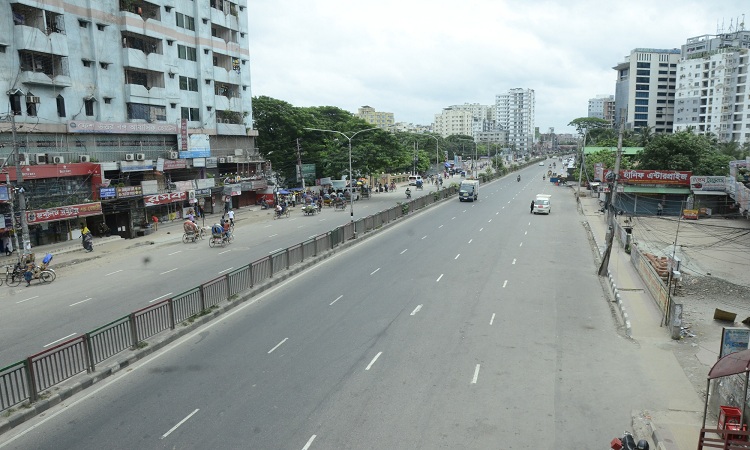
[248,1,746,134]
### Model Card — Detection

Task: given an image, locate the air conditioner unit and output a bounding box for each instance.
[218,157,226,163]
[234,149,243,156]
[79,155,91,162]
[35,153,47,164]
[136,153,146,161]
[26,96,40,104]
[18,153,30,165]
[188,189,196,200]
[226,156,234,162]
[52,156,65,164]
[168,151,179,159]
[125,154,134,161]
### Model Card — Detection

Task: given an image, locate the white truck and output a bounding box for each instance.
[459,180,479,202]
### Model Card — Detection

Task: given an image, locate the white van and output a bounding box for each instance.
[408,175,423,186]
[533,194,551,214]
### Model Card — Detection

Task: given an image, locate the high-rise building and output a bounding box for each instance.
[356,106,395,129]
[0,0,261,244]
[495,88,535,154]
[588,94,616,127]
[613,48,680,132]
[432,103,493,138]
[673,28,750,143]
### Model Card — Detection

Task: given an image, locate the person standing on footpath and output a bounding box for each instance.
[657,202,663,216]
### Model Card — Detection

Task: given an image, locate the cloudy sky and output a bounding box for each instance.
[248,1,746,134]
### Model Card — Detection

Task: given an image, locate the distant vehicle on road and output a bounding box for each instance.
[408,175,424,186]
[459,180,479,202]
[533,194,551,214]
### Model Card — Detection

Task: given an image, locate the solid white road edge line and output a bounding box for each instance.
[268,337,288,354]
[471,364,480,384]
[43,333,77,348]
[329,295,343,306]
[160,408,200,439]
[302,435,317,450]
[411,305,422,316]
[365,352,382,371]
[149,292,173,303]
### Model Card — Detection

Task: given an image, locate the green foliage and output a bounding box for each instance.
[568,117,610,136]
[637,131,729,175]
[580,149,635,181]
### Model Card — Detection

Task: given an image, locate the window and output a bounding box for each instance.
[0,45,6,53]
[181,107,199,121]
[637,62,651,68]
[176,12,195,30]
[179,76,198,92]
[96,24,106,31]
[635,106,648,112]
[635,99,648,105]
[82,60,92,67]
[636,84,650,91]
[79,19,89,28]
[103,97,112,104]
[636,77,650,83]
[635,92,649,98]
[84,98,95,116]
[56,95,65,117]
[177,44,196,61]
[25,98,37,117]
[100,62,109,69]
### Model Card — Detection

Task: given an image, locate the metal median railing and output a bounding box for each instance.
[0,185,458,413]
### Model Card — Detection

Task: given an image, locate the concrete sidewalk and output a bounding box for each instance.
[577,188,704,450]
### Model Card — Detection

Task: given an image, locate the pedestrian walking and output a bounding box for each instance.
[152,215,159,231]
[227,209,235,226]
[657,202,663,216]
[530,200,534,214]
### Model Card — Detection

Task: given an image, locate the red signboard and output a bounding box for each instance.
[603,169,691,185]
[26,202,102,224]
[180,119,188,151]
[1,163,101,181]
[163,159,188,170]
[144,192,187,206]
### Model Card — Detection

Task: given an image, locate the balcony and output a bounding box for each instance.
[18,51,71,87]
[14,26,69,56]
[122,47,164,71]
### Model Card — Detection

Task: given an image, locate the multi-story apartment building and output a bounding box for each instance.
[588,94,616,127]
[356,106,394,130]
[432,103,493,138]
[0,0,261,245]
[673,29,750,143]
[495,88,535,154]
[613,48,680,132]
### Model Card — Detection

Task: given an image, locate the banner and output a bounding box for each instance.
[68,121,177,134]
[604,169,691,185]
[144,192,187,206]
[690,176,726,192]
[1,162,101,181]
[26,202,102,224]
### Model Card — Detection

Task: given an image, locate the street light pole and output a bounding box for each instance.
[4,114,30,259]
[304,127,378,227]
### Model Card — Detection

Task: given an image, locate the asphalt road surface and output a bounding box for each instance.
[0,167,666,449]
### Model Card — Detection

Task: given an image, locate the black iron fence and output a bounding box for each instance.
[0,186,459,413]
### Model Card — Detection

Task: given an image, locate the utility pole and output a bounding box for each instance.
[295,138,305,191]
[7,114,30,259]
[576,131,587,200]
[597,121,624,276]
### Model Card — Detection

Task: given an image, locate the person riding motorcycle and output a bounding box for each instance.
[405,187,412,199]
[517,175,521,182]
[543,175,546,181]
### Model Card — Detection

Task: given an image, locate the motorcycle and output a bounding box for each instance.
[405,189,412,199]
[82,233,93,252]
[610,431,649,450]
[517,175,521,182]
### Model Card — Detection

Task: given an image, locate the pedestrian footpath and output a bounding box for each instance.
[578,191,704,450]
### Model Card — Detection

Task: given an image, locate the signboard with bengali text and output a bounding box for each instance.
[144,192,187,206]
[603,169,691,185]
[68,121,177,134]
[26,202,102,224]
[690,176,726,192]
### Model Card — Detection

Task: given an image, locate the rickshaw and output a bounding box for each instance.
[302,204,317,216]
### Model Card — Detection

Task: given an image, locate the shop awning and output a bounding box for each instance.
[709,349,750,379]
[623,186,691,194]
[692,191,727,195]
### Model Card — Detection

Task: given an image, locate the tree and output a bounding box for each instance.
[568,117,610,136]
[636,131,728,175]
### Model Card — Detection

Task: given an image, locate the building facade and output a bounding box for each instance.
[356,106,395,129]
[612,48,680,133]
[673,29,750,143]
[432,103,493,138]
[0,0,261,245]
[588,94,616,127]
[495,88,535,154]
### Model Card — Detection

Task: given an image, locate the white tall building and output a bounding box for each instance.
[495,88,535,154]
[588,94,615,127]
[432,103,493,138]
[673,28,750,143]
[613,48,680,132]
